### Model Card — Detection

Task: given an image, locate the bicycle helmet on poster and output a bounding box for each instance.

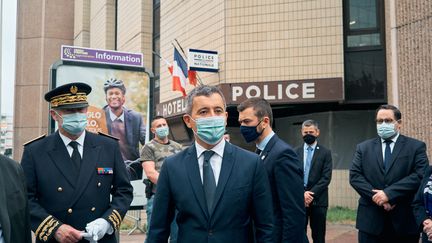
[104,78,126,94]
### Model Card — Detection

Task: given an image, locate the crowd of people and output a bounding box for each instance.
[1,83,431,243]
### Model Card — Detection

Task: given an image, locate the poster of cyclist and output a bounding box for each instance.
[52,59,149,181]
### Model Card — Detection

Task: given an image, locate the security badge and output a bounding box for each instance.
[97,167,113,175]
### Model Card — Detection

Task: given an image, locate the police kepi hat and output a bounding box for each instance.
[44,82,92,109]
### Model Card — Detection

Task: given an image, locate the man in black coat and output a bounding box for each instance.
[238,97,307,243]
[295,120,332,243]
[350,104,428,243]
[21,82,133,243]
[0,154,31,243]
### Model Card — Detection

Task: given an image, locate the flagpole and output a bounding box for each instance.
[173,39,204,86]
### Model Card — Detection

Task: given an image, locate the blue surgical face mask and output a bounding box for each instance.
[191,116,226,145]
[56,111,88,135]
[240,120,263,143]
[377,122,397,139]
[155,126,169,139]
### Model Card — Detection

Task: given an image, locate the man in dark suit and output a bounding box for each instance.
[103,78,146,179]
[295,120,332,243]
[21,82,133,243]
[0,154,31,243]
[350,104,428,243]
[147,85,274,243]
[238,97,306,243]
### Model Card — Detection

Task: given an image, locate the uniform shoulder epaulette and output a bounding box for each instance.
[98,132,119,140]
[23,134,46,146]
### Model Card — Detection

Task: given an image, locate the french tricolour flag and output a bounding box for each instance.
[172,48,188,97]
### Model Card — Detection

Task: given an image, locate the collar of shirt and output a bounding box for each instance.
[195,138,226,185]
[303,142,317,151]
[380,132,400,144]
[195,138,226,159]
[109,108,125,122]
[380,132,399,156]
[59,130,86,157]
[256,131,275,151]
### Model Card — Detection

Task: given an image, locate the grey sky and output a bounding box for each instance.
[1,0,17,116]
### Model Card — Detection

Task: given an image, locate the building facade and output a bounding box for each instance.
[14,0,431,208]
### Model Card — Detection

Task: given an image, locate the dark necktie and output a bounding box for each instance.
[69,141,81,171]
[203,150,216,213]
[304,146,313,187]
[383,140,392,170]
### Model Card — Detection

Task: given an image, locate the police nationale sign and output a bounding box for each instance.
[61,45,143,67]
[188,49,218,72]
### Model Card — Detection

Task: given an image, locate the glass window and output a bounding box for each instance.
[345,50,386,101]
[347,33,381,47]
[349,0,377,30]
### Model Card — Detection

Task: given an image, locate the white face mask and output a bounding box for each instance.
[377,122,396,139]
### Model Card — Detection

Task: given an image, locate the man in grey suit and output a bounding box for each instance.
[350,104,428,243]
[295,120,332,243]
[103,78,146,179]
[0,154,31,243]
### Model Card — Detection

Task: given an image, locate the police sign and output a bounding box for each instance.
[188,49,218,72]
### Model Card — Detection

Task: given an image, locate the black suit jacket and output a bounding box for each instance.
[0,154,31,243]
[350,135,428,235]
[295,143,333,207]
[21,131,133,243]
[412,166,432,243]
[147,142,274,243]
[260,134,306,242]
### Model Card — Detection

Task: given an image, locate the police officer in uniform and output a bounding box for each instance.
[21,82,133,243]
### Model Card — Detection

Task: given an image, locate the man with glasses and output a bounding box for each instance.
[350,104,429,243]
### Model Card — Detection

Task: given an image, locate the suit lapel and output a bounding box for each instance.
[309,145,321,173]
[68,133,101,207]
[47,132,78,187]
[373,138,385,174]
[185,145,209,219]
[211,143,235,216]
[260,135,278,163]
[385,135,406,173]
[123,109,134,146]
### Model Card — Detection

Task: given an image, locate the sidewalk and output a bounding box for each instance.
[119,223,358,243]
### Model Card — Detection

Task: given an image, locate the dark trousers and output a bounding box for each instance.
[358,214,419,243]
[305,206,327,243]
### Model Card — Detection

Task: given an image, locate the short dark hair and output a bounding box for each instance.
[302,119,319,129]
[185,85,226,115]
[376,104,402,120]
[237,98,273,124]
[151,115,166,127]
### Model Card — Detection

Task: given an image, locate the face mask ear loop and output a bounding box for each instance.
[52,110,63,121]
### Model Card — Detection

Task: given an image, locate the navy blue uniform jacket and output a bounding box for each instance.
[147,142,274,243]
[350,135,428,236]
[21,131,133,243]
[260,134,307,242]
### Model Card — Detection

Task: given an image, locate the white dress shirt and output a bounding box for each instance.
[59,130,86,158]
[195,139,226,185]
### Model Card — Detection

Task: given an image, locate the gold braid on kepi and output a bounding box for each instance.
[44,82,92,109]
[108,209,122,231]
[35,215,61,242]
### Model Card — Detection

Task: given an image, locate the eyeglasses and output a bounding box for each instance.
[376,119,397,124]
